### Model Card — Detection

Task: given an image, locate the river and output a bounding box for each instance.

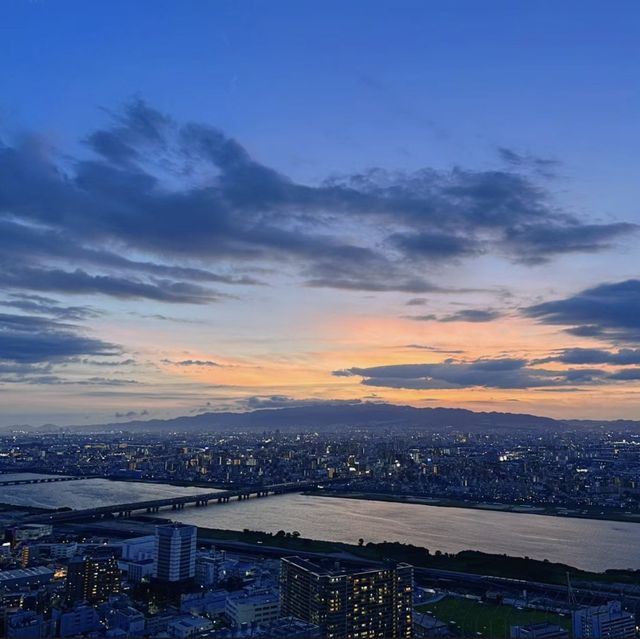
[2,477,639,572]
[0,475,214,510]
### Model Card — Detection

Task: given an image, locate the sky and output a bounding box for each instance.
[1,0,639,426]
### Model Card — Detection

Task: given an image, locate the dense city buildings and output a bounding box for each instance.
[280,556,413,639]
[1,428,639,638]
[2,428,640,518]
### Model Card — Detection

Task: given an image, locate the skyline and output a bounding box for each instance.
[1,0,640,426]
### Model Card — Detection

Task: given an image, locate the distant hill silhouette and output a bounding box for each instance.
[60,402,640,433]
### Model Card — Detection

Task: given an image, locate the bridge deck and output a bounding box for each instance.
[0,476,88,486]
[25,480,324,523]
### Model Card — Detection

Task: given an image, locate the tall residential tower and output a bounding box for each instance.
[280,557,413,639]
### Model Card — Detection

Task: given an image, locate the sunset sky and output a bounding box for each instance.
[1,0,639,426]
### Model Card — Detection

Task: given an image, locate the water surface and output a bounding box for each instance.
[4,477,639,572]
[1,475,213,510]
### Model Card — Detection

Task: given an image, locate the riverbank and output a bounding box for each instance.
[194,525,640,588]
[307,490,640,524]
[0,502,56,513]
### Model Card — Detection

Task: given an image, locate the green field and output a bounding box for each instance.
[416,597,571,638]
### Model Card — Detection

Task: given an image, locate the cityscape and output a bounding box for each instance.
[1,423,640,637]
[2,1,640,637]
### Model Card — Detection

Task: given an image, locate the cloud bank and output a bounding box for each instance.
[0,99,634,307]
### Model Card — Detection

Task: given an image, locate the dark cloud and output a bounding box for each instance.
[405,344,465,354]
[306,275,444,294]
[162,359,222,367]
[301,245,455,294]
[129,313,205,324]
[115,410,149,419]
[0,374,139,386]
[406,309,501,322]
[0,361,54,385]
[0,217,260,286]
[0,265,223,304]
[0,294,99,321]
[504,223,636,264]
[440,309,501,322]
[75,377,139,386]
[0,99,634,303]
[525,280,640,343]
[334,356,639,390]
[0,313,119,364]
[79,358,137,367]
[537,348,640,365]
[389,231,479,260]
[243,395,363,409]
[608,368,640,381]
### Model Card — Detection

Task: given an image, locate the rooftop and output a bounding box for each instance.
[282,556,411,578]
[0,566,55,583]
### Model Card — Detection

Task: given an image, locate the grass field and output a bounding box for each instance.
[416,597,571,638]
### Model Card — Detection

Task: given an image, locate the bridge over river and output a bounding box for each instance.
[26,479,326,524]
[0,476,90,487]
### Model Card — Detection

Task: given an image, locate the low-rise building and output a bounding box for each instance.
[195,553,224,587]
[118,557,155,583]
[254,616,322,637]
[510,622,569,638]
[0,567,54,591]
[225,588,280,627]
[413,611,451,637]
[107,605,145,637]
[120,535,156,562]
[572,601,636,638]
[166,614,213,638]
[58,605,101,638]
[6,610,45,638]
[180,589,228,616]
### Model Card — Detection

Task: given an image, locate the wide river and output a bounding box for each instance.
[2,476,639,572]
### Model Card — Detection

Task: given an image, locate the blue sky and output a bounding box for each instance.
[1,0,639,426]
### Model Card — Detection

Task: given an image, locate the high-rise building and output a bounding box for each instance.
[155,524,196,582]
[572,601,636,638]
[280,557,413,639]
[65,553,121,604]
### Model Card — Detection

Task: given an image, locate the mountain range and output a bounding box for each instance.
[44,402,640,433]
